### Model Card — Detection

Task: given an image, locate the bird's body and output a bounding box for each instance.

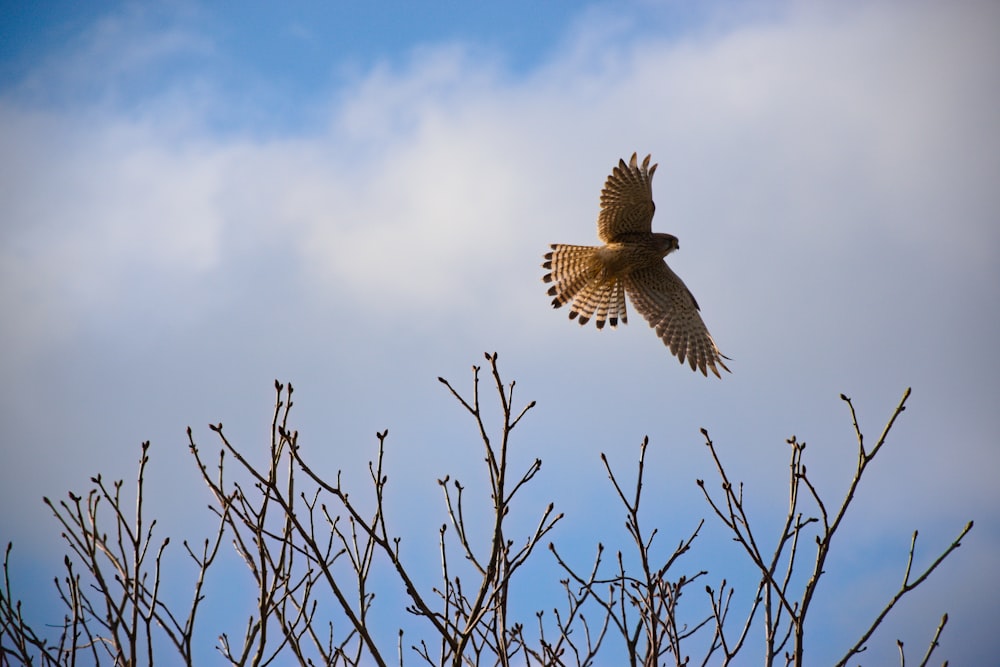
[542,153,730,378]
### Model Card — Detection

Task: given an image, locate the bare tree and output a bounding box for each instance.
[0,353,973,666]
[695,390,973,666]
[0,441,226,666]
[547,437,710,667]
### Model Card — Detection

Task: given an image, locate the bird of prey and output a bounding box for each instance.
[542,153,730,377]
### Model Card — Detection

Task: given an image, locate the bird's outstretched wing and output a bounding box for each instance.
[623,262,730,378]
[597,153,658,243]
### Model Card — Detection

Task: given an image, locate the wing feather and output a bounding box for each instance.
[623,263,730,378]
[597,153,658,243]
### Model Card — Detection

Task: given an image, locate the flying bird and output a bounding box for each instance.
[542,153,730,377]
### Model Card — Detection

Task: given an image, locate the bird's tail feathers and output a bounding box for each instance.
[542,244,628,329]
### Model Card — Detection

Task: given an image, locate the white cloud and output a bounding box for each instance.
[0,106,229,349]
[5,0,996,335]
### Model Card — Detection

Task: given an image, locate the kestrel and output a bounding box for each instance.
[543,153,730,378]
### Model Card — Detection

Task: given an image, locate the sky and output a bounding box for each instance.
[1,0,998,663]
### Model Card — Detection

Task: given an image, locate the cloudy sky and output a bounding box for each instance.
[1,0,998,662]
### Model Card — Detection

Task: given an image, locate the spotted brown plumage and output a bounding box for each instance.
[542,153,730,378]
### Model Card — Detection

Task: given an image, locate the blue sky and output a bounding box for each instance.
[1,0,998,663]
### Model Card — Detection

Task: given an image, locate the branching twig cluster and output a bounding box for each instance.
[548,437,710,667]
[696,389,973,666]
[0,441,226,666]
[0,358,973,667]
[432,353,561,666]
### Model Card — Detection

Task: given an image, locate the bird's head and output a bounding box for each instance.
[653,233,679,257]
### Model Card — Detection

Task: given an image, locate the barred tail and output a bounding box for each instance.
[542,244,628,329]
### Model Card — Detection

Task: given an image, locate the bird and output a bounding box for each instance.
[542,153,730,378]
